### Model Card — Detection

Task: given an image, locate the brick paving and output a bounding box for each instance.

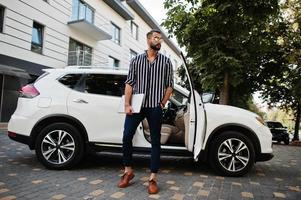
[0,130,300,200]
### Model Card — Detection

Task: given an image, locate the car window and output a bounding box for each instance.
[58,74,82,89]
[84,74,126,97]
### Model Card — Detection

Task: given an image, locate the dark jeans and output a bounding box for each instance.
[122,106,163,173]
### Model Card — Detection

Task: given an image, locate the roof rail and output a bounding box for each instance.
[64,66,129,70]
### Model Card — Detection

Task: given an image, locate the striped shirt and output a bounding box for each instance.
[125,51,174,108]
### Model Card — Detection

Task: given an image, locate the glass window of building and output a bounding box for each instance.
[108,56,120,68]
[71,0,94,24]
[0,5,4,33]
[130,49,137,60]
[31,22,44,54]
[68,38,92,66]
[111,23,121,45]
[131,21,138,40]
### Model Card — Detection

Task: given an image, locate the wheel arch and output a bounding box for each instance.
[29,114,89,150]
[200,124,261,162]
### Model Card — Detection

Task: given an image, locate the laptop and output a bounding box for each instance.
[118,93,145,113]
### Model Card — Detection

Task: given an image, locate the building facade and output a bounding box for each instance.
[0,0,181,122]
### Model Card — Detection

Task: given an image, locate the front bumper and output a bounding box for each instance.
[272,134,289,141]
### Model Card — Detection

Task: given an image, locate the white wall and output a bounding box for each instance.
[0,0,181,71]
[0,0,71,68]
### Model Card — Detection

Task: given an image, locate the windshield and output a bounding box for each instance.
[171,88,188,106]
[266,122,284,128]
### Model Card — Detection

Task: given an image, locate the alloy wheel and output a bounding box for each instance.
[217,138,250,172]
[41,130,75,165]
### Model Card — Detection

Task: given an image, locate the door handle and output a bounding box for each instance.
[73,99,88,104]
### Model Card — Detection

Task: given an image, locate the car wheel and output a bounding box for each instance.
[284,138,290,145]
[209,131,255,177]
[35,122,84,169]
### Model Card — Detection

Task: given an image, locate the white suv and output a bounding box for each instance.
[8,63,273,176]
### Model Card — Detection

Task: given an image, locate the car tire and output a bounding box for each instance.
[209,131,255,177]
[284,138,290,145]
[35,122,84,169]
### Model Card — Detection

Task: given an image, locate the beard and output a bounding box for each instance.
[150,43,161,51]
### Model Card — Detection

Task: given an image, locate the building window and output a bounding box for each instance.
[68,38,92,66]
[71,0,94,24]
[108,56,119,68]
[130,49,137,60]
[0,5,4,33]
[131,21,138,40]
[111,23,121,45]
[31,22,44,54]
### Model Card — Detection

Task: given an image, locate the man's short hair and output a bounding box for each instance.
[146,29,161,38]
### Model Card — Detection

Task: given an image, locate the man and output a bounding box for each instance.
[118,29,174,194]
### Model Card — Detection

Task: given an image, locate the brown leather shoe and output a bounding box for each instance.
[148,179,159,194]
[118,172,135,188]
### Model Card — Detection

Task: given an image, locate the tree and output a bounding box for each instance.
[260,0,301,140]
[163,0,280,105]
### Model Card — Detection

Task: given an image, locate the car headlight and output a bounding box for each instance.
[256,116,265,125]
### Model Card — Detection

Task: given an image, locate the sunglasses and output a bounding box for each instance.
[153,36,163,43]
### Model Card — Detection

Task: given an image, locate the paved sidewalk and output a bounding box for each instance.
[0,130,300,200]
[0,123,7,131]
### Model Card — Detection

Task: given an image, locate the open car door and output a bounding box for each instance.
[180,52,206,161]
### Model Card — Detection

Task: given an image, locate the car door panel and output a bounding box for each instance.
[67,74,126,143]
[67,91,125,143]
[180,53,206,159]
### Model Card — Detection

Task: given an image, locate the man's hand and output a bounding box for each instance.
[124,84,133,115]
[160,87,173,109]
[160,101,166,109]
[125,105,134,115]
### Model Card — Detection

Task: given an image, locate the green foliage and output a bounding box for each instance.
[163,0,300,138]
[260,0,301,139]
[247,98,266,119]
[163,0,281,107]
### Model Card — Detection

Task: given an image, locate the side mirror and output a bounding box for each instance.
[201,92,215,103]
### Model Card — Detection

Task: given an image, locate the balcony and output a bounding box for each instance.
[69,0,111,41]
[103,0,134,20]
[68,50,92,66]
[68,19,112,41]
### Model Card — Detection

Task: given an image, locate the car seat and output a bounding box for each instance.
[142,119,177,144]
